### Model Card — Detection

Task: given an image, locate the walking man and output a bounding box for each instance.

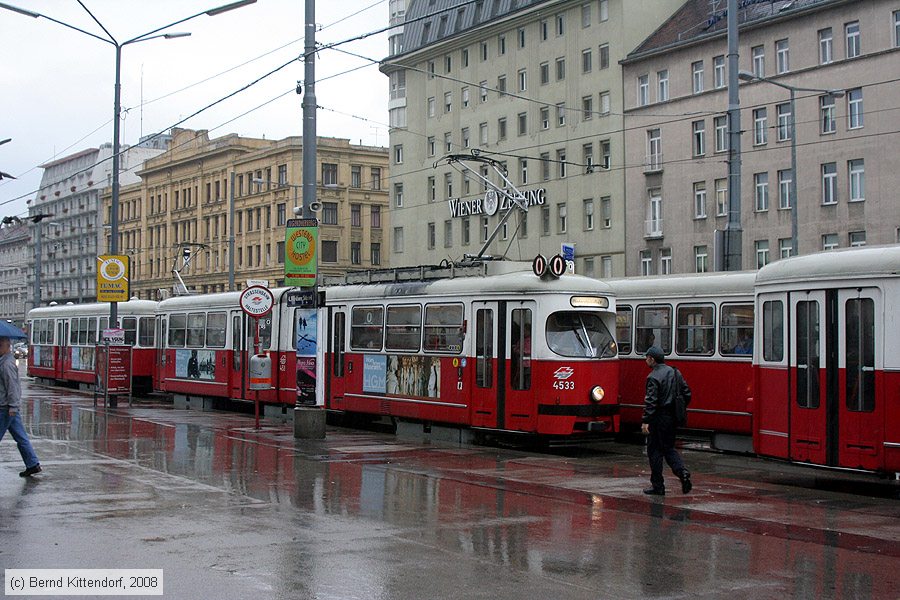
[0,336,41,477]
[641,346,690,496]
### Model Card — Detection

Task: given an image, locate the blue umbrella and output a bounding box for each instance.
[0,321,27,340]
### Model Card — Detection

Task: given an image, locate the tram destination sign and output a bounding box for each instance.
[240,285,274,317]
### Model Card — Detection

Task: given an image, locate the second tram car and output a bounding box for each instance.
[752,245,900,472]
[609,273,756,450]
[26,299,158,391]
[320,262,620,436]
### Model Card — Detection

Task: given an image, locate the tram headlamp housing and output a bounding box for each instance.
[590,385,605,403]
[570,296,609,308]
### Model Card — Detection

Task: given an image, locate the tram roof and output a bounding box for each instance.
[157,288,292,311]
[755,245,900,287]
[605,272,756,300]
[27,299,158,319]
[324,269,614,302]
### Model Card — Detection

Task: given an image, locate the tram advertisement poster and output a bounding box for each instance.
[363,355,386,393]
[295,309,317,356]
[296,356,316,405]
[71,346,95,372]
[366,355,441,398]
[285,219,318,287]
[175,349,217,380]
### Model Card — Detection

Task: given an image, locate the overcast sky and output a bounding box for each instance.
[0,0,390,220]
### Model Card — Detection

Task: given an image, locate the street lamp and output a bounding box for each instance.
[0,0,257,324]
[737,70,844,258]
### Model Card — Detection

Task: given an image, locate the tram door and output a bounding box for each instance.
[789,291,828,465]
[325,307,347,409]
[505,302,536,432]
[229,310,244,400]
[470,301,502,429]
[154,316,165,389]
[837,288,882,470]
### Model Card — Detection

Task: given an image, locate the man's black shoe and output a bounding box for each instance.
[643,487,665,496]
[19,465,41,477]
[680,472,693,494]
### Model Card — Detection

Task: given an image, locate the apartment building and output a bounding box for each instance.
[0,220,28,326]
[622,0,900,275]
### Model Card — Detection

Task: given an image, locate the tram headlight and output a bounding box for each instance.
[590,385,605,403]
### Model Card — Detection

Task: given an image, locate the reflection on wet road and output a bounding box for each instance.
[2,380,899,599]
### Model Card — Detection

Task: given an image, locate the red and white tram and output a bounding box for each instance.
[752,245,900,472]
[320,262,619,436]
[609,273,756,450]
[26,299,158,391]
[154,288,310,414]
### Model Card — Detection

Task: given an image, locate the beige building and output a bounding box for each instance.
[0,220,28,326]
[622,0,900,275]
[103,128,390,299]
[382,0,683,277]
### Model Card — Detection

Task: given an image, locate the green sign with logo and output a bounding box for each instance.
[285,218,318,287]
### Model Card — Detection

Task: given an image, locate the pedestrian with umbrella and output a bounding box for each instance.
[0,321,41,477]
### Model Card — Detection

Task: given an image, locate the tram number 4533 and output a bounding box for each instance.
[553,381,576,390]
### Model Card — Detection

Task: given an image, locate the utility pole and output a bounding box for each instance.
[723,0,743,271]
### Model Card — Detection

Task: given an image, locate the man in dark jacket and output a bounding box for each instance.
[0,336,41,477]
[641,346,691,496]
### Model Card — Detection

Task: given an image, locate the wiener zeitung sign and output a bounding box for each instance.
[96,255,130,302]
[448,187,547,219]
[285,218,318,287]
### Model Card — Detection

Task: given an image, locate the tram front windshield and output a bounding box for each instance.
[546,311,616,358]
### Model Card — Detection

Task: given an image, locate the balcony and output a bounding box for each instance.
[643,153,663,174]
[644,219,663,239]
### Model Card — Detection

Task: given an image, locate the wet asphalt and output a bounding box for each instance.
[2,362,899,600]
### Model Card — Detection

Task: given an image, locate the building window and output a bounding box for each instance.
[393,227,404,253]
[583,143,594,169]
[351,165,361,188]
[848,159,865,202]
[779,238,793,259]
[540,62,549,85]
[322,202,338,225]
[714,116,727,152]
[754,172,769,211]
[370,168,381,190]
[849,231,866,247]
[394,144,403,164]
[822,162,837,205]
[822,233,839,251]
[277,203,286,226]
[444,92,452,113]
[540,107,550,130]
[713,55,725,89]
[598,43,609,69]
[637,75,649,106]
[497,75,507,96]
[820,95,836,134]
[845,21,860,58]
[599,91,610,115]
[556,57,566,81]
[895,10,900,47]
[557,149,567,178]
[581,3,591,27]
[350,203,361,227]
[498,118,507,140]
[479,81,488,102]
[444,132,452,153]
[600,140,611,170]
[751,45,765,77]
[518,27,526,48]
[582,49,592,73]
[517,68,527,91]
[847,88,864,129]
[427,222,435,249]
[277,164,288,185]
[657,69,669,102]
[498,34,506,55]
[556,103,566,127]
[461,218,470,245]
[461,86,469,108]
[443,220,452,248]
[480,41,488,61]
[556,13,565,36]
[819,28,833,64]
[427,96,435,117]
[540,19,548,41]
[584,198,594,230]
[660,248,672,275]
[541,206,550,235]
[394,183,403,207]
[350,242,361,265]
[462,127,470,148]
[647,129,662,171]
[558,203,567,233]
[776,103,792,141]
[691,61,704,94]
[693,182,707,218]
[520,158,528,184]
[692,120,706,156]
[427,176,435,202]
[640,250,652,276]
[518,112,527,135]
[322,240,337,263]
[753,108,768,145]
[778,169,793,210]
[582,96,593,120]
[601,196,611,228]
[481,216,490,242]
[646,189,662,238]
[775,39,789,74]
[371,242,381,265]
[479,122,488,144]
[322,163,337,186]
[755,240,770,268]
[695,246,708,273]
[715,179,728,216]
[540,153,550,181]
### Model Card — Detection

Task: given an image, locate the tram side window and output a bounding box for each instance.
[476,308,493,388]
[256,316,273,350]
[720,304,754,356]
[762,301,784,362]
[424,304,464,353]
[510,308,532,390]
[168,313,187,347]
[845,298,875,412]
[386,305,422,352]
[351,306,383,351]
[78,318,89,346]
[675,304,715,356]
[187,313,206,347]
[635,305,672,354]
[122,317,137,346]
[89,318,98,345]
[138,317,155,347]
[616,307,633,355]
[206,312,227,348]
[70,319,79,346]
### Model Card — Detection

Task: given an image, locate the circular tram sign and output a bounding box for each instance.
[240,285,275,317]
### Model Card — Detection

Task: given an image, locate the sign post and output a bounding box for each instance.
[95,329,132,409]
[240,285,274,429]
